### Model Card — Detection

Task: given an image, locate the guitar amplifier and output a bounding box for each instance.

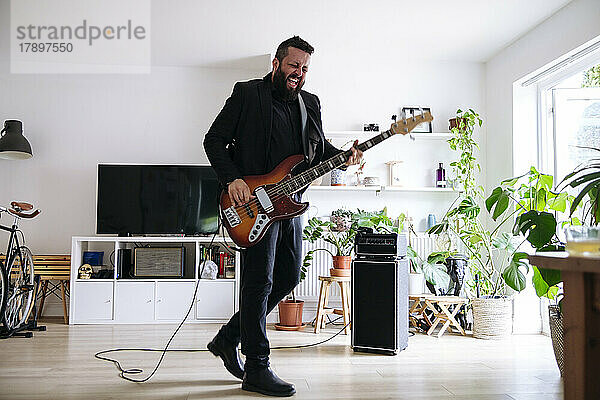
[354,228,407,258]
[352,257,409,355]
[134,247,185,278]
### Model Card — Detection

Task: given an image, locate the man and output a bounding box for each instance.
[203,36,362,397]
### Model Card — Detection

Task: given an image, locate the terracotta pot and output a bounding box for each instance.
[278,299,304,327]
[332,255,351,269]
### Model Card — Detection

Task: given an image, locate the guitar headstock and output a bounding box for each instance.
[389,110,434,135]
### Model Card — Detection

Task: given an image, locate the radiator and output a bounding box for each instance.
[297,234,442,300]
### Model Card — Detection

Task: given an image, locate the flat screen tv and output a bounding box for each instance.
[96,164,220,235]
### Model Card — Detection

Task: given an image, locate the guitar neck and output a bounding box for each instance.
[281,129,394,193]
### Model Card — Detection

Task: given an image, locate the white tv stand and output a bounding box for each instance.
[69,236,239,324]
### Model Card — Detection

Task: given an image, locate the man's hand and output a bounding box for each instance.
[345,140,363,166]
[228,178,255,207]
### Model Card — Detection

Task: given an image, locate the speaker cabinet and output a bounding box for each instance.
[133,247,185,278]
[351,258,408,355]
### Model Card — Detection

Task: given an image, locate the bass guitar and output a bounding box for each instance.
[221,110,433,247]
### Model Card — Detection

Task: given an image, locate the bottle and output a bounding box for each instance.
[436,163,446,188]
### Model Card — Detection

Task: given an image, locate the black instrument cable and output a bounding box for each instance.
[94,211,352,383]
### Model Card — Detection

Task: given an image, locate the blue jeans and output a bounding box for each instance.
[219,216,303,371]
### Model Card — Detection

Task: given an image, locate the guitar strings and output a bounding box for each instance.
[227,127,399,223]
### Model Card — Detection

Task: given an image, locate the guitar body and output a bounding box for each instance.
[220,154,309,248]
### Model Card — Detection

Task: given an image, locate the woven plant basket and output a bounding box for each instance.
[548,305,564,376]
[472,297,512,339]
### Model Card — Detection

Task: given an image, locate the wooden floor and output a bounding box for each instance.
[0,318,562,400]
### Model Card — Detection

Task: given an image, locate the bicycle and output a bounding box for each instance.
[0,201,41,336]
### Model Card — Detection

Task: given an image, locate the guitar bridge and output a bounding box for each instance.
[223,206,241,227]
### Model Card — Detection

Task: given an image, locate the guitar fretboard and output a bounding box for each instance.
[278,129,394,195]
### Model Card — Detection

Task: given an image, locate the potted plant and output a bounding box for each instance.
[278,212,362,329]
[431,109,529,338]
[526,145,599,373]
[303,214,358,271]
[330,208,353,232]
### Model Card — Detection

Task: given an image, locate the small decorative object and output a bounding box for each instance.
[78,264,93,279]
[449,117,468,130]
[200,260,218,279]
[354,159,366,186]
[436,163,446,188]
[330,208,353,232]
[385,160,404,186]
[363,176,380,186]
[402,107,432,133]
[426,214,436,230]
[363,123,379,132]
[330,168,346,186]
[445,255,467,296]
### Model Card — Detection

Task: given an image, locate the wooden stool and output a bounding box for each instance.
[314,276,351,334]
[34,255,71,324]
[424,295,468,338]
[409,294,435,329]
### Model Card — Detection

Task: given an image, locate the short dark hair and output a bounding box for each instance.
[275,36,314,62]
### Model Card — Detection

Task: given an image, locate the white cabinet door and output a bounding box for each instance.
[115,282,155,323]
[196,281,235,320]
[156,281,196,321]
[73,281,113,322]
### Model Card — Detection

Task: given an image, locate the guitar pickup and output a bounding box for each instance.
[223,206,241,227]
[244,204,255,218]
[255,187,274,213]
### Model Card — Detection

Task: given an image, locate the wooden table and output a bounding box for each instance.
[528,252,600,400]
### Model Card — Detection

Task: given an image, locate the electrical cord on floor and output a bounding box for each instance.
[95,321,351,381]
[94,229,219,383]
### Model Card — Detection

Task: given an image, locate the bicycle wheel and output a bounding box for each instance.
[0,260,7,323]
[3,247,35,332]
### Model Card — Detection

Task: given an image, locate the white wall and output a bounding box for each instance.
[485,0,600,333]
[0,65,266,253]
[0,0,486,316]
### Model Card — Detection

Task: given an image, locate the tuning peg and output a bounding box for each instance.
[409,134,415,141]
[400,111,407,125]
[391,114,397,122]
[419,107,425,119]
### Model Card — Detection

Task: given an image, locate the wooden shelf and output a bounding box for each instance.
[325,131,452,140]
[307,185,381,191]
[74,235,231,242]
[307,185,456,193]
[382,186,456,192]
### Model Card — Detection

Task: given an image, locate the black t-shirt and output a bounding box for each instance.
[267,89,303,171]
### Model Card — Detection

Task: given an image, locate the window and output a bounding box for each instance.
[538,62,600,185]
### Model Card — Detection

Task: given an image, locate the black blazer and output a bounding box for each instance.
[203,74,342,187]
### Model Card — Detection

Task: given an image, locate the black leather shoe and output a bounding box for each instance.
[242,367,296,397]
[207,335,244,380]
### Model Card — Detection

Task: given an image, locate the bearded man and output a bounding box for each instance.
[203,36,362,397]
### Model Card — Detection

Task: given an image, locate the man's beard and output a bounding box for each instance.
[272,66,303,101]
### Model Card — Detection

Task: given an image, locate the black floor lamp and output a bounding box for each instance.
[0,120,33,160]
